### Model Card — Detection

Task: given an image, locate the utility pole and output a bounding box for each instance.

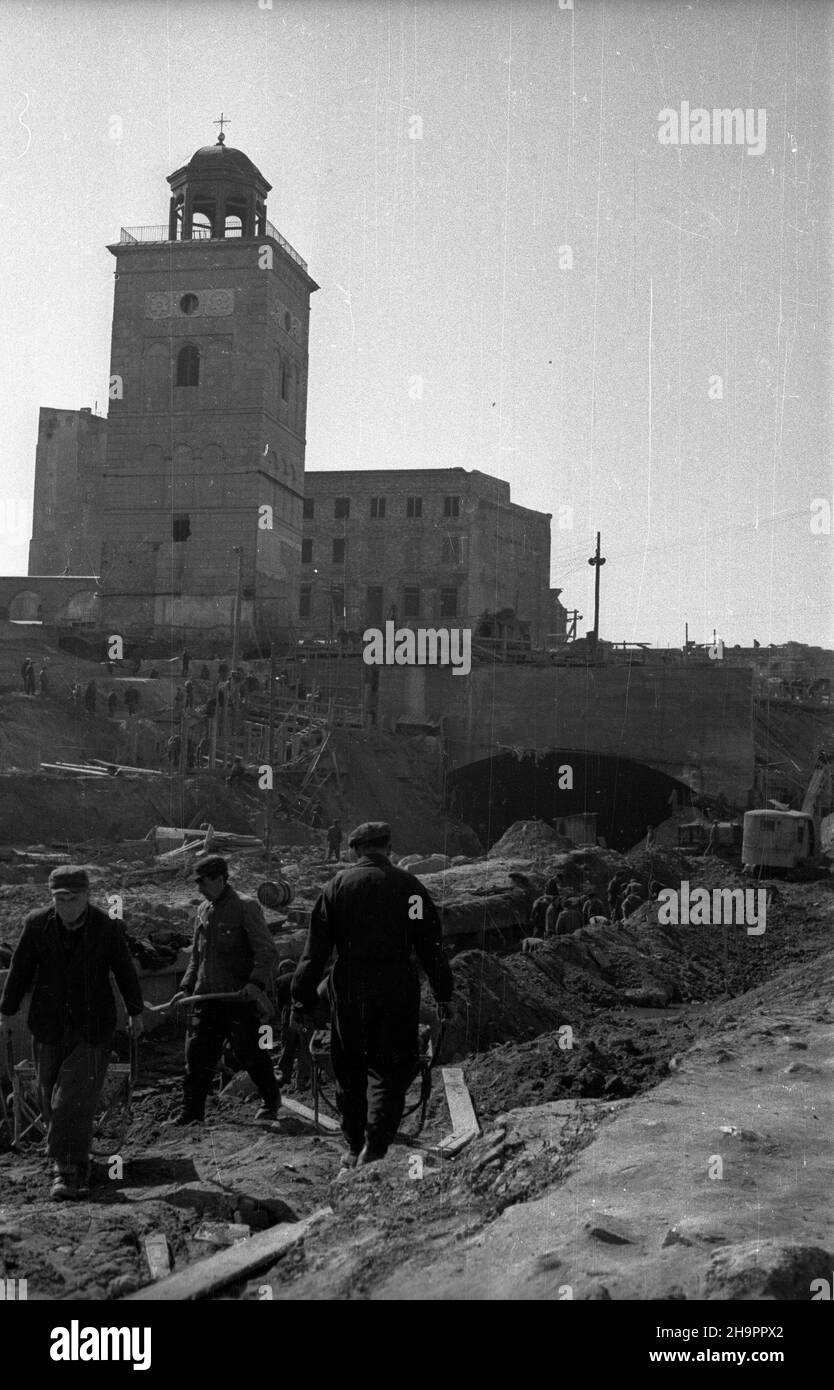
[231,546,243,671]
[265,643,276,877]
[588,531,606,659]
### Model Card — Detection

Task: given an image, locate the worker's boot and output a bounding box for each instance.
[356,1141,388,1167]
[254,1098,280,1122]
[50,1164,80,1201]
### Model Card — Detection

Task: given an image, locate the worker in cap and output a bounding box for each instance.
[292,820,455,1170]
[0,865,144,1201]
[167,854,281,1126]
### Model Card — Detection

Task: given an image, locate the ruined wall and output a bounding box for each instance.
[376,663,755,802]
[28,408,107,576]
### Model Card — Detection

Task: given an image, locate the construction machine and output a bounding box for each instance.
[742,751,832,874]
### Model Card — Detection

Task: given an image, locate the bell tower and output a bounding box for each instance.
[99,124,318,647]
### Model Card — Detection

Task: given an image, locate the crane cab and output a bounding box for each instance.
[741,809,813,871]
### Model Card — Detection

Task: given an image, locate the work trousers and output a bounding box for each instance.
[183,1002,279,1119]
[330,981,419,1154]
[34,1035,111,1176]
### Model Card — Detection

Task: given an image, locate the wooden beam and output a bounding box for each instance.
[279,1095,341,1133]
[436,1066,480,1155]
[123,1207,332,1301]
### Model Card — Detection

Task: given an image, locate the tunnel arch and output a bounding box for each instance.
[8,589,43,622]
[447,748,693,853]
[54,589,100,624]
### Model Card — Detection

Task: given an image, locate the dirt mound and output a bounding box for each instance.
[488,820,573,859]
[0,771,253,847]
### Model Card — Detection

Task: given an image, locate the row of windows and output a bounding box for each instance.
[299,585,458,619]
[302,536,463,565]
[302,495,459,521]
[170,346,303,406]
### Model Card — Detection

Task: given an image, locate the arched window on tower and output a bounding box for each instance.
[176,345,199,388]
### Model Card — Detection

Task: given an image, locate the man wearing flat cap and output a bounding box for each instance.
[0,866,144,1200]
[168,855,281,1125]
[292,821,455,1168]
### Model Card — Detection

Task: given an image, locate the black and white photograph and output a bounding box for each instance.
[0,0,832,1351]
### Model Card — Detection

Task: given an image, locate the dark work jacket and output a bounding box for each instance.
[179,885,278,997]
[0,904,144,1045]
[292,853,454,1015]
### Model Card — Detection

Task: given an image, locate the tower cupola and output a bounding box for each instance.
[166,120,271,241]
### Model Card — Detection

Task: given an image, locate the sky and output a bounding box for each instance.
[1,0,832,649]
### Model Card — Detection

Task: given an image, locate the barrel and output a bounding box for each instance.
[258,878,294,910]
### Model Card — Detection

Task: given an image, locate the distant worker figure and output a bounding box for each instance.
[226,756,246,788]
[292,822,454,1169]
[530,878,560,937]
[581,889,607,925]
[645,825,656,851]
[83,680,96,715]
[124,686,139,717]
[184,678,194,711]
[181,648,191,677]
[106,690,117,718]
[166,734,182,768]
[173,686,184,716]
[168,855,281,1125]
[38,665,49,698]
[69,683,81,709]
[21,657,35,695]
[547,896,583,938]
[325,819,343,863]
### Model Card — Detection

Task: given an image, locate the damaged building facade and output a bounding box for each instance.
[299,468,562,650]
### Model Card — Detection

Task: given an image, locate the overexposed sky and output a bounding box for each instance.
[1,0,831,648]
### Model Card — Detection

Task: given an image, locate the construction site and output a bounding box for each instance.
[1,620,833,1303]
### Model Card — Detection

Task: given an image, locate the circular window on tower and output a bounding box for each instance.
[180,293,199,316]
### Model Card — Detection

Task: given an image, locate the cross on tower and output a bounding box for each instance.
[214,112,230,144]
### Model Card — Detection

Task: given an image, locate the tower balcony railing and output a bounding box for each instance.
[118,220,308,271]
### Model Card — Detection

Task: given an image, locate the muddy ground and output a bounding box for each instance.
[1,856,832,1301]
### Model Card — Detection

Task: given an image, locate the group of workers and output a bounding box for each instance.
[0,821,454,1199]
[529,868,656,938]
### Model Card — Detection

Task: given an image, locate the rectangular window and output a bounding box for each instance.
[403,585,420,618]
[406,496,423,519]
[443,495,460,518]
[370,496,386,519]
[301,539,313,564]
[440,587,458,618]
[303,497,315,519]
[299,583,311,618]
[172,515,190,542]
[332,538,346,564]
[441,534,462,565]
[334,497,350,519]
[366,585,384,625]
[330,585,345,621]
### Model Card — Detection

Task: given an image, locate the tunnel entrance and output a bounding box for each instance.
[447,749,692,853]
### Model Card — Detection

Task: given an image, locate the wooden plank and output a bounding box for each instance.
[144,1234,171,1281]
[124,1207,332,1301]
[436,1066,480,1155]
[279,1096,341,1133]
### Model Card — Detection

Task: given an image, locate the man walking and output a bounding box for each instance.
[325,819,342,863]
[0,867,144,1200]
[169,856,281,1125]
[292,822,455,1169]
[21,657,35,694]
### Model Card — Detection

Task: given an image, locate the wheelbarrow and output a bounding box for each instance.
[3,1030,139,1156]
